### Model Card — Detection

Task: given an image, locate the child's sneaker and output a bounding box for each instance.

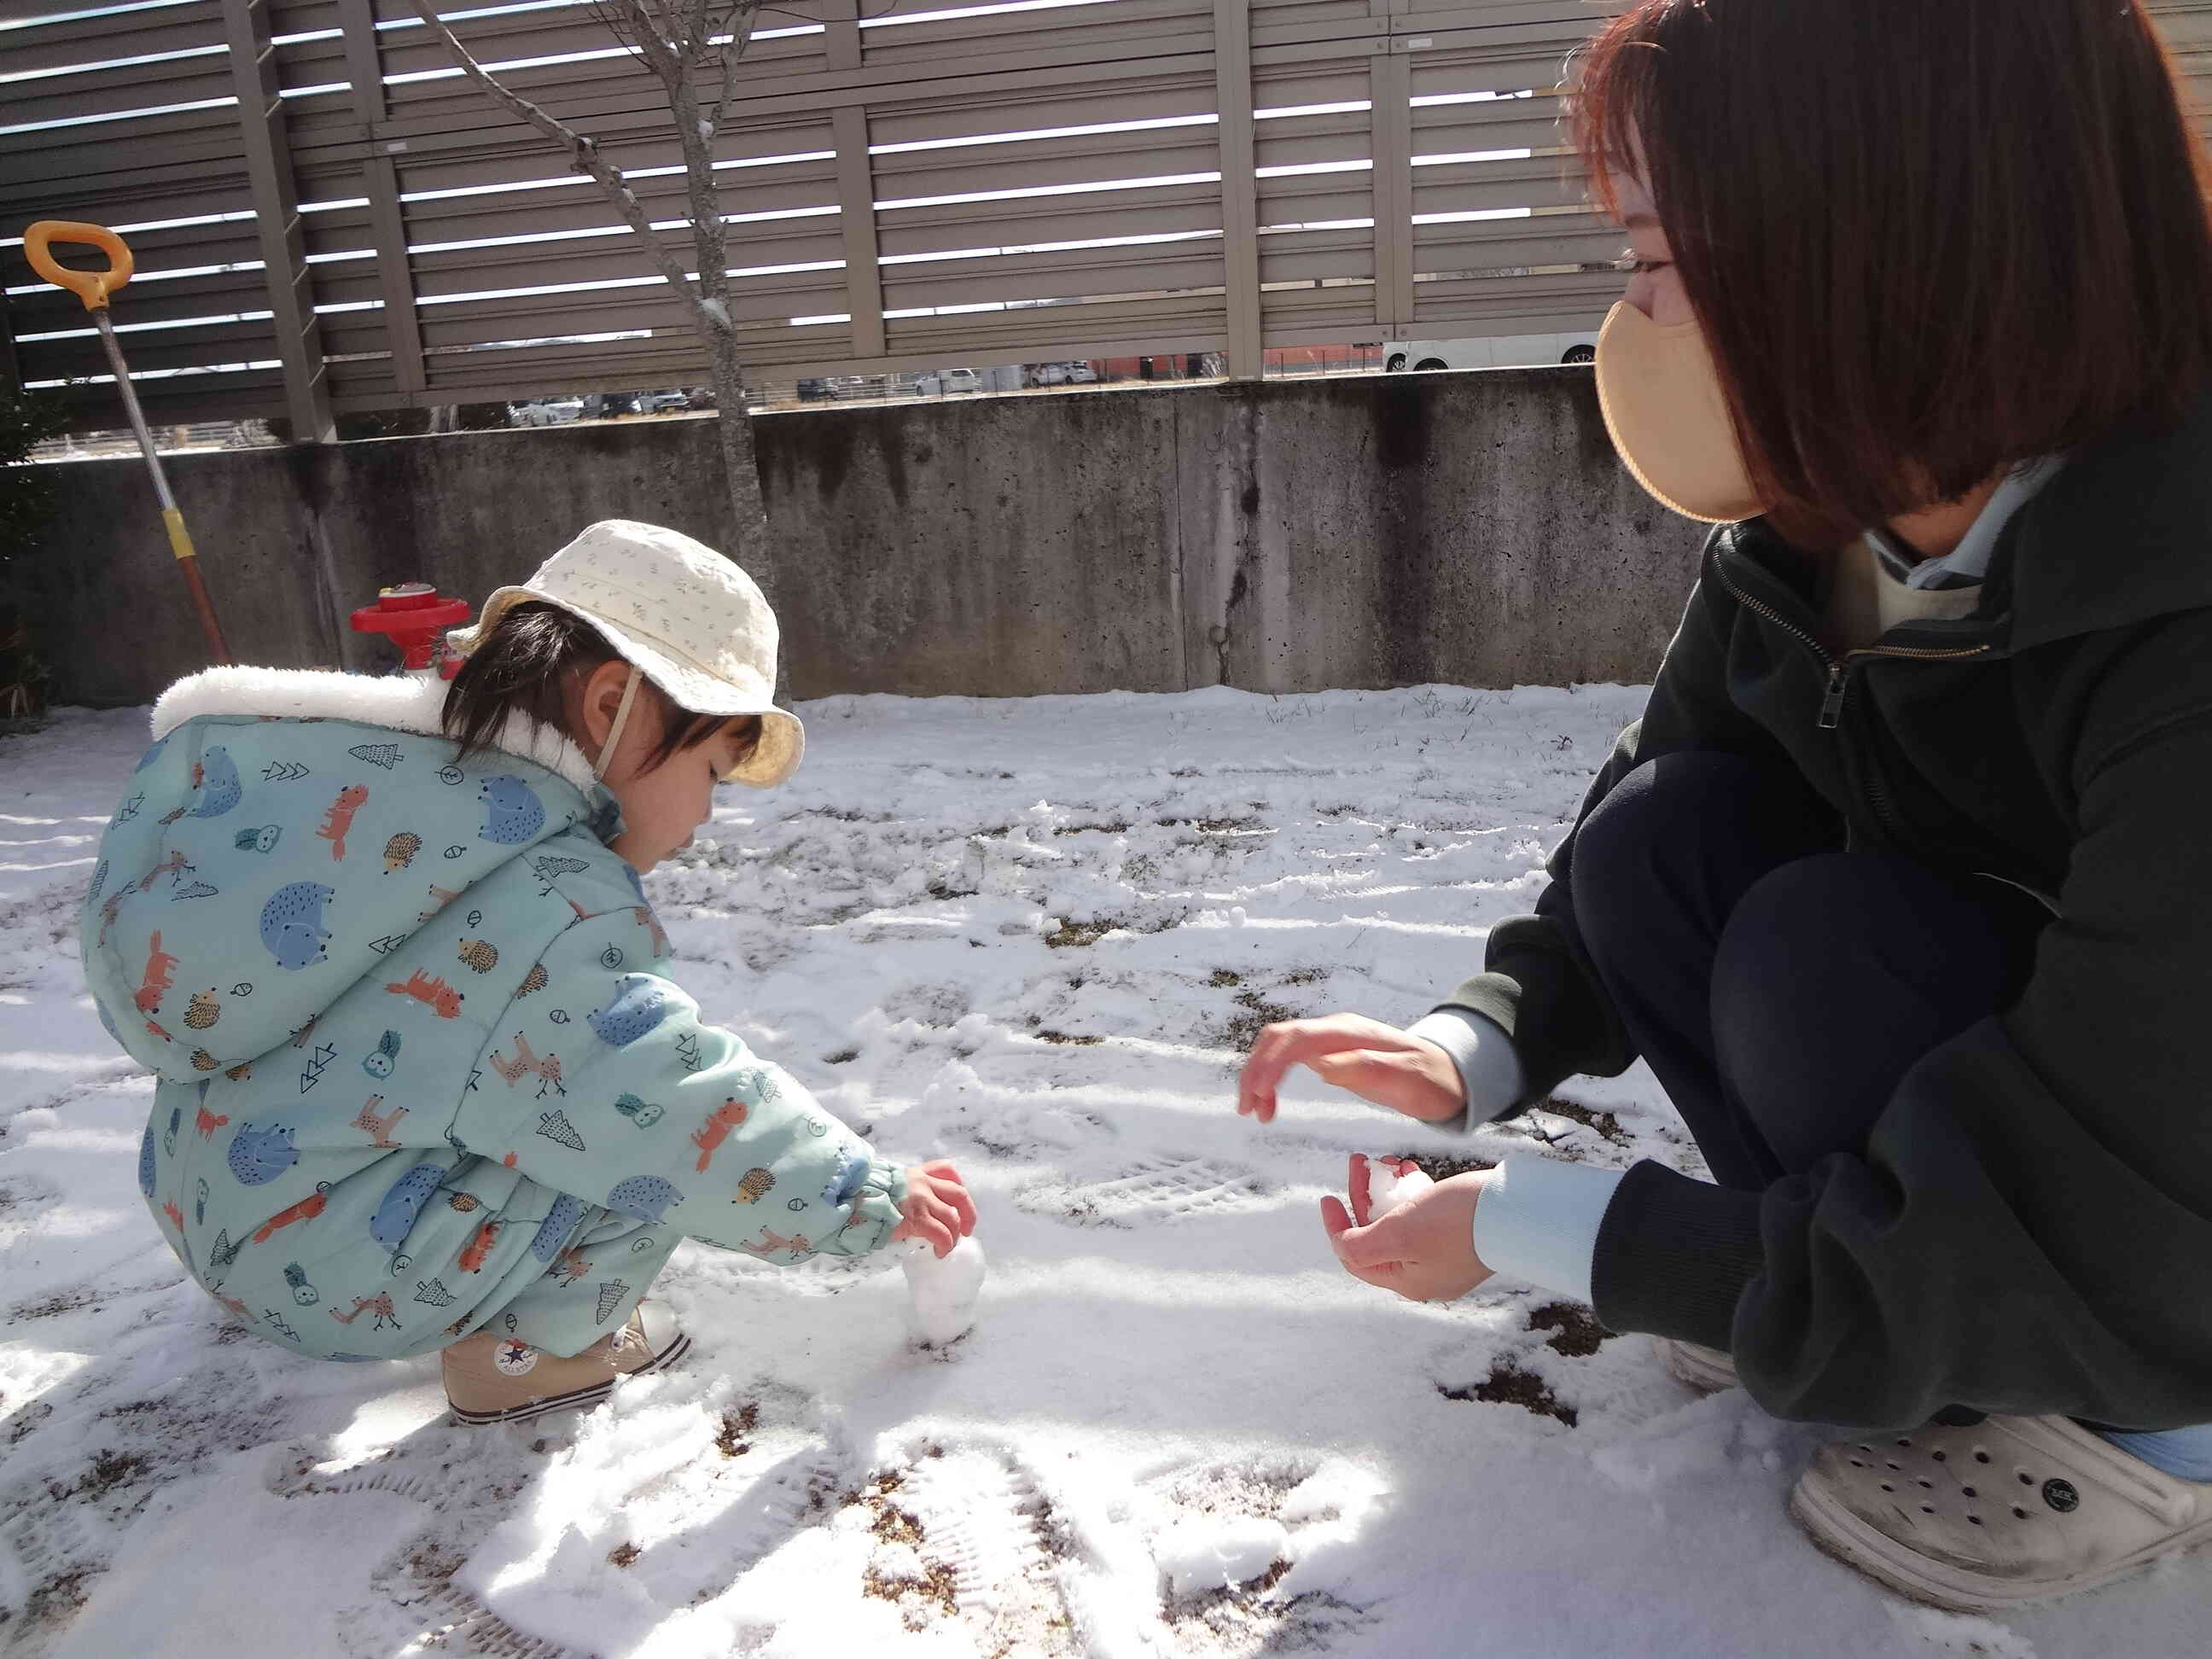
[1789,1412,2212,1610]
[444,1304,690,1426]
[1654,1336,1739,1394]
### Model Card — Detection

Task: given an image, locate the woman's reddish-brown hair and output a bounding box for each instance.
[1574,0,2212,547]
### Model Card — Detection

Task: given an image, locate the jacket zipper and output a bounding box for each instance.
[1818,664,1848,729]
[1708,557,1996,841]
[1708,557,1995,725]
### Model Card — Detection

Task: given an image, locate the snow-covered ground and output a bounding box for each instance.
[2,685,2204,1659]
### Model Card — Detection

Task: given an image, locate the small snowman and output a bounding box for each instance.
[899,1235,987,1347]
[1349,1153,1435,1224]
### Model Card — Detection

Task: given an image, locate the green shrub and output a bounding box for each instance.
[0,384,72,717]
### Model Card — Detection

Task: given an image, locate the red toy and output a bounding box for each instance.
[349,584,471,675]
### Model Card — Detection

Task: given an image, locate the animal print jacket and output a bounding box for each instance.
[81,667,906,1362]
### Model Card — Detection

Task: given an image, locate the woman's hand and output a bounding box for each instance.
[891,1158,979,1258]
[1321,1156,1493,1302]
[1237,1014,1466,1125]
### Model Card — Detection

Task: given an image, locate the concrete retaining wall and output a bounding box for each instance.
[23,368,1703,707]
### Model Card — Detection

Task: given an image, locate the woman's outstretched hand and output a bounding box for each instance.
[1321,1155,1493,1302]
[892,1159,979,1258]
[1237,1013,1466,1125]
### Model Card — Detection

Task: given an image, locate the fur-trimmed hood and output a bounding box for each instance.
[151,667,597,796]
[85,671,613,1083]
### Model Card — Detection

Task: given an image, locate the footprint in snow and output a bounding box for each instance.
[1018,1155,1271,1228]
[864,1444,1069,1644]
[1143,1455,1379,1651]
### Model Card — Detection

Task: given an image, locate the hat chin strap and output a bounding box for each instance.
[592,666,643,783]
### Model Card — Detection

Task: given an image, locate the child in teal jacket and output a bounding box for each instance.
[79,521,975,1423]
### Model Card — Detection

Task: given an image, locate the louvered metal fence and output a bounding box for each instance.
[4,0,2207,432]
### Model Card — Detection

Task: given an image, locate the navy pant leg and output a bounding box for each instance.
[1569,753,1837,1189]
[1569,754,2046,1188]
[1710,853,2046,1175]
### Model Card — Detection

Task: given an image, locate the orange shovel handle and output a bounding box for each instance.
[24,220,134,311]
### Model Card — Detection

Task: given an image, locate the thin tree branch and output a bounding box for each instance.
[665,54,729,316]
[675,0,712,66]
[710,0,760,143]
[628,0,678,44]
[405,0,771,560]
[610,0,689,90]
[587,2,641,67]
[403,0,711,327]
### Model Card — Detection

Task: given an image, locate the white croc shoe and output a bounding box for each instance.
[1655,1336,1741,1395]
[1790,1412,2212,1610]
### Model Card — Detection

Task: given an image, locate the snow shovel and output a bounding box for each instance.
[23,220,231,664]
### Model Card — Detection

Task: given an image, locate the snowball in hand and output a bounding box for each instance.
[899,1234,987,1345]
[1351,1153,1434,1223]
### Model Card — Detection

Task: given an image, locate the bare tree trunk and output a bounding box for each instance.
[705,324,769,569]
[406,0,775,560]
[658,0,771,567]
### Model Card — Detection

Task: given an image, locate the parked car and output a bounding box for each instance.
[1384,333,1600,372]
[635,389,691,414]
[916,367,982,396]
[681,386,716,410]
[509,397,583,427]
[1031,361,1099,387]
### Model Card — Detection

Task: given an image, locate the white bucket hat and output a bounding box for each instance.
[445,519,805,788]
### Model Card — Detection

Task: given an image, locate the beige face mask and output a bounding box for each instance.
[1593,300,1765,524]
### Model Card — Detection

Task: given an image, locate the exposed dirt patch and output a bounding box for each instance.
[1440,1359,1577,1427]
[1540,1097,1631,1149]
[23,1567,95,1628]
[6,1286,104,1324]
[1164,1574,1369,1656]
[1166,1556,1291,1610]
[715,1402,760,1458]
[607,1541,641,1568]
[4,1400,53,1446]
[1216,990,1299,1051]
[870,1504,926,1547]
[1156,816,1268,835]
[844,1469,905,1505]
[1403,1152,1496,1180]
[863,1557,960,1621]
[76,1449,149,1500]
[1529,1301,1613,1359]
[851,1468,963,1628]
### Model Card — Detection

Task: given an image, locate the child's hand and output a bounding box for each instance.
[1320,1154,1493,1302]
[891,1159,978,1258]
[1237,1013,1466,1125]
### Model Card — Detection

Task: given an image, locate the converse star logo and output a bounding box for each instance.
[493,1338,539,1376]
